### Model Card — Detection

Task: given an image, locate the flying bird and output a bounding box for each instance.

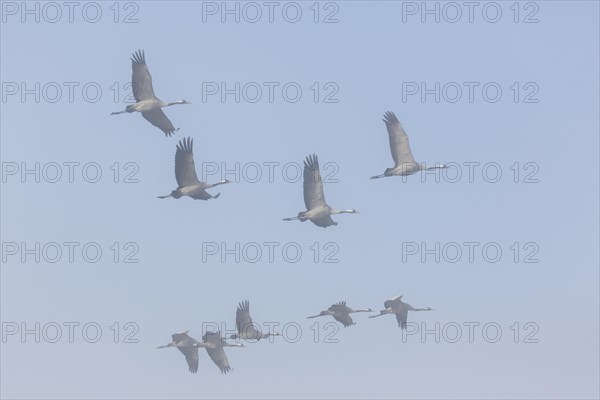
[369,295,433,329]
[198,331,244,374]
[283,154,358,227]
[157,330,202,373]
[158,137,230,200]
[230,300,281,341]
[308,301,374,327]
[370,111,447,179]
[111,49,190,137]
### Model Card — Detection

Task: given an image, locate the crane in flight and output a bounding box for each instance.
[370,111,447,179]
[156,330,202,373]
[158,330,243,374]
[158,137,230,200]
[284,154,358,227]
[229,300,281,341]
[111,50,190,137]
[369,295,433,329]
[198,331,244,374]
[308,301,374,327]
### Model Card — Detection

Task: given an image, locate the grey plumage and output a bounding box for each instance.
[111,50,190,137]
[158,137,231,200]
[230,300,281,341]
[200,331,244,374]
[369,295,433,329]
[284,154,358,227]
[370,111,447,179]
[308,301,374,327]
[156,331,201,373]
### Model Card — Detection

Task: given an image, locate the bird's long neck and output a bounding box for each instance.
[166,100,186,107]
[333,209,355,215]
[425,164,447,170]
[370,309,390,318]
[207,179,229,188]
[413,307,432,311]
[353,308,372,313]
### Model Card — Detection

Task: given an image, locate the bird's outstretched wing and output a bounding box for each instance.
[384,295,402,309]
[383,111,416,166]
[330,301,350,313]
[303,154,327,210]
[333,313,355,328]
[177,346,199,373]
[203,332,231,374]
[141,109,178,137]
[171,331,191,343]
[330,302,354,327]
[205,346,231,374]
[310,216,337,228]
[131,50,155,102]
[395,307,409,330]
[236,300,255,334]
[174,137,200,187]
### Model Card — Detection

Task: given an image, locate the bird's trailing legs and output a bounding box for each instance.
[369,174,386,180]
[283,212,307,222]
[369,309,392,318]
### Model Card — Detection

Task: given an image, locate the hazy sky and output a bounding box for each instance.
[1,1,599,399]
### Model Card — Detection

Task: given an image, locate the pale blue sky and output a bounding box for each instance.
[1,1,599,399]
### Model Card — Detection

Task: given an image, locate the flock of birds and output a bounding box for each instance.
[157,297,433,374]
[111,50,437,374]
